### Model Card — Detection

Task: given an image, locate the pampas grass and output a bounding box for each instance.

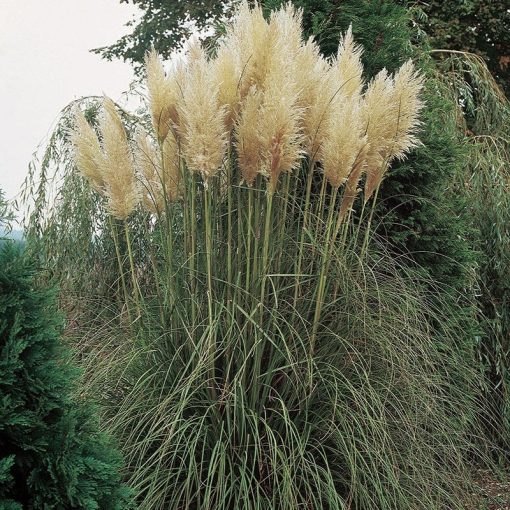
[63,3,457,509]
[71,109,104,192]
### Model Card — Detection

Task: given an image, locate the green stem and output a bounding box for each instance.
[260,191,273,309]
[314,175,327,234]
[251,190,273,406]
[310,186,338,356]
[204,185,215,358]
[124,220,142,318]
[110,216,131,324]
[360,184,380,259]
[190,172,197,334]
[245,186,253,294]
[276,172,291,270]
[226,148,233,301]
[293,158,315,306]
[340,208,352,247]
[251,184,262,297]
[352,198,367,249]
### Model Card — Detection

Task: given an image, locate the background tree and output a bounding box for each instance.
[93,0,236,72]
[420,0,510,96]
[95,0,509,97]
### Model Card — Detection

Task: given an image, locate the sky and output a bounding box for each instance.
[0,0,140,203]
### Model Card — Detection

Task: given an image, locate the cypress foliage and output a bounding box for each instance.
[0,245,130,509]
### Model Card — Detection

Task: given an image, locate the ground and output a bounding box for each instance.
[468,469,510,510]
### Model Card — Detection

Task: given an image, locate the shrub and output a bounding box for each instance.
[19,2,498,507]
[0,245,130,509]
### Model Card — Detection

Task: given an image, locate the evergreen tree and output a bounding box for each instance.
[0,245,131,509]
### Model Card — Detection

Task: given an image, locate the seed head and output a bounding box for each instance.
[363,61,424,201]
[320,99,367,189]
[136,128,181,215]
[99,97,139,219]
[179,41,228,181]
[71,108,105,192]
[332,25,364,101]
[257,75,304,194]
[235,88,264,186]
[145,49,184,143]
[211,41,242,131]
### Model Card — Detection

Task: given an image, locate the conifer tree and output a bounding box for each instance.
[0,245,131,509]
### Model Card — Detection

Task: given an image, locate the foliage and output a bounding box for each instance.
[96,0,510,97]
[93,0,236,72]
[0,245,131,509]
[74,235,479,510]
[0,189,14,235]
[433,50,510,452]
[417,0,510,96]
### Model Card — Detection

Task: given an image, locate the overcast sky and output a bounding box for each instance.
[0,0,140,203]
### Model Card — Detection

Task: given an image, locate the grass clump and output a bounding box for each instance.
[76,236,477,510]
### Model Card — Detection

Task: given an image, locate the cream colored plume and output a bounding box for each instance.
[257,74,304,194]
[268,2,303,74]
[226,1,272,97]
[211,41,242,131]
[179,41,228,181]
[136,128,180,214]
[363,61,424,201]
[99,98,140,219]
[332,25,364,100]
[362,69,394,201]
[296,39,334,158]
[320,98,367,189]
[145,49,183,143]
[235,87,263,186]
[239,86,304,192]
[71,108,105,192]
[386,60,424,161]
[136,130,161,214]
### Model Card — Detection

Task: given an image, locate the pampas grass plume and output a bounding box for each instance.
[320,99,367,189]
[72,109,105,192]
[100,98,139,219]
[363,61,424,201]
[212,42,242,131]
[179,42,228,181]
[235,88,263,186]
[136,127,181,215]
[146,49,183,143]
[333,25,364,100]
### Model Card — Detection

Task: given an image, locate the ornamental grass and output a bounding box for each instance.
[66,3,480,509]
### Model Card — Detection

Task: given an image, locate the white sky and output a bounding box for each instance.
[0,0,140,202]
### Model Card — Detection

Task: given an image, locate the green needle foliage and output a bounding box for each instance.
[0,245,131,509]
